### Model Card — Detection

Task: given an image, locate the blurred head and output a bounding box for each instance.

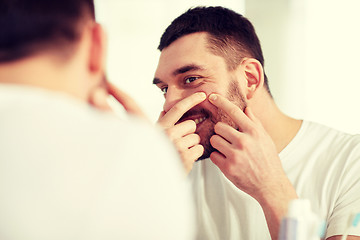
[0,0,107,102]
[154,7,267,159]
[0,0,95,62]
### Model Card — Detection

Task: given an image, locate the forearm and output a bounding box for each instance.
[256,177,298,240]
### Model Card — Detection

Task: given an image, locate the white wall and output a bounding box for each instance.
[247,0,360,134]
[304,0,360,134]
[95,0,244,122]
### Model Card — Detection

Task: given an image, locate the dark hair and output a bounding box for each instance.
[0,0,95,62]
[158,6,270,94]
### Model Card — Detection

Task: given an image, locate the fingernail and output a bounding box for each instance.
[209,94,217,101]
[197,92,207,99]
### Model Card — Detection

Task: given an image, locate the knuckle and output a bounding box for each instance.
[165,128,177,141]
[222,162,232,173]
[174,139,185,150]
[157,116,171,128]
[248,127,259,138]
[157,120,166,128]
[171,104,184,114]
[233,136,243,147]
[241,137,251,149]
[227,150,237,160]
[229,107,239,116]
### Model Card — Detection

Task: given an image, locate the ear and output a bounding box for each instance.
[88,23,107,75]
[85,23,109,107]
[241,58,264,100]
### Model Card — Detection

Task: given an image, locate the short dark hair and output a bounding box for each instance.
[158,6,270,94]
[0,0,95,62]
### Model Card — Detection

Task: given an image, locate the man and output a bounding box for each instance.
[154,6,360,240]
[0,1,195,239]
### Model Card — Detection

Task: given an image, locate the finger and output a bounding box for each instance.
[158,111,166,121]
[245,106,261,125]
[208,93,253,132]
[182,144,204,164]
[210,134,232,157]
[188,144,204,159]
[107,81,147,119]
[158,92,206,127]
[214,122,242,144]
[174,133,201,150]
[210,151,226,169]
[88,87,113,111]
[165,120,196,141]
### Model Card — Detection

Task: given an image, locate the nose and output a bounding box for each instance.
[163,86,187,113]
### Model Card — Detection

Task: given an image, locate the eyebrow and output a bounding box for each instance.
[153,64,206,85]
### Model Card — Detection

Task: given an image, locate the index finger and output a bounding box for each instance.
[208,93,253,131]
[106,81,148,120]
[158,92,206,128]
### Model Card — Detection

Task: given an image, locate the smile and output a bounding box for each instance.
[194,117,207,124]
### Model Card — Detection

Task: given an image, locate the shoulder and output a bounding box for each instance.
[300,121,360,149]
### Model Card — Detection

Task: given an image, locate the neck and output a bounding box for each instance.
[0,54,85,100]
[251,90,302,153]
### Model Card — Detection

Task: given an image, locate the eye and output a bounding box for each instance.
[160,86,168,94]
[185,76,200,84]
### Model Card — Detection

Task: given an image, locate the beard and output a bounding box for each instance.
[178,79,247,161]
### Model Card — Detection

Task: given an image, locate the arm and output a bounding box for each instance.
[208,93,298,240]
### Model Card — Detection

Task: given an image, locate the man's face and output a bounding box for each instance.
[154,32,246,159]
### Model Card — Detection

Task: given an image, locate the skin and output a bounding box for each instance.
[154,32,356,240]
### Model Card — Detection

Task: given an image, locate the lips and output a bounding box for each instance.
[177,108,210,127]
[178,114,207,125]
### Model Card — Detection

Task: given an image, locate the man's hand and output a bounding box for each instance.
[208,93,297,240]
[157,92,206,173]
[208,93,284,197]
[107,81,147,119]
[88,76,147,120]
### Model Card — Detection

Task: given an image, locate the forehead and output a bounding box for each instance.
[155,32,227,79]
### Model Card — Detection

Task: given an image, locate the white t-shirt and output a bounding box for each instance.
[0,84,195,240]
[190,120,360,240]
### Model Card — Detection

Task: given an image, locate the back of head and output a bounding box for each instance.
[158,6,270,93]
[0,0,95,63]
